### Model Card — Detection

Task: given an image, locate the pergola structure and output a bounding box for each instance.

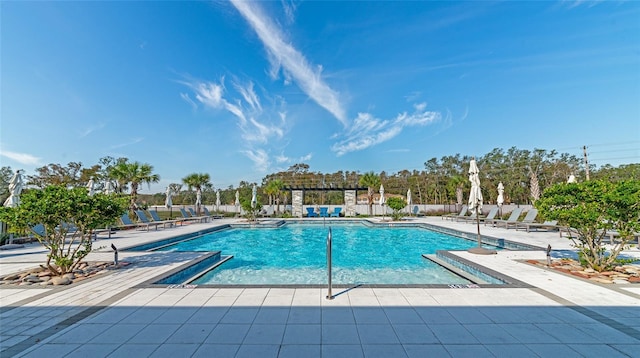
[283,185,368,217]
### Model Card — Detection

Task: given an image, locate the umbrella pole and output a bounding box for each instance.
[468,201,497,255]
[476,209,482,247]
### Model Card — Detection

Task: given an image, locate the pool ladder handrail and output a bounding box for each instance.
[326,226,333,300]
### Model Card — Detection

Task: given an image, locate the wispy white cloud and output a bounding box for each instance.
[274,151,312,168]
[234,81,262,112]
[182,76,290,171]
[331,103,440,156]
[109,137,144,149]
[180,93,198,111]
[0,149,41,165]
[300,153,312,161]
[242,148,270,172]
[79,122,105,138]
[185,78,285,145]
[562,0,603,9]
[230,0,348,125]
[404,91,421,102]
[281,0,298,24]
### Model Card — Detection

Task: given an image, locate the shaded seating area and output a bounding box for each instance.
[442,205,468,221]
[330,207,342,217]
[486,207,523,227]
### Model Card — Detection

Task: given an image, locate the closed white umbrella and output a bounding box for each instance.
[468,159,482,216]
[379,184,385,219]
[235,190,240,215]
[165,187,173,208]
[86,179,95,196]
[165,186,173,218]
[3,170,24,208]
[251,184,257,209]
[3,170,24,245]
[195,190,202,207]
[104,181,114,195]
[216,190,221,211]
[497,182,504,217]
[407,188,412,214]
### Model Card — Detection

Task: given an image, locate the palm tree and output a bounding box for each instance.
[359,171,381,216]
[264,179,284,214]
[109,161,160,212]
[182,173,211,215]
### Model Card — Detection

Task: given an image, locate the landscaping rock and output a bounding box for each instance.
[51,276,72,285]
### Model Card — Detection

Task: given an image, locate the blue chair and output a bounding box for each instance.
[120,213,151,231]
[180,208,207,223]
[330,207,342,217]
[319,207,329,217]
[149,209,182,227]
[306,207,318,217]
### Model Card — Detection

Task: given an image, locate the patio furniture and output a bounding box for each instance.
[486,207,523,227]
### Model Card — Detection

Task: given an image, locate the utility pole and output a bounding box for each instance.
[583,145,590,180]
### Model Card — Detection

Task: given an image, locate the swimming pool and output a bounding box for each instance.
[154,222,501,285]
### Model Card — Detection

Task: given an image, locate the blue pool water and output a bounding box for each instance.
[157,223,497,285]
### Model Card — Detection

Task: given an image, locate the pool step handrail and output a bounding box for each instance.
[326,226,333,300]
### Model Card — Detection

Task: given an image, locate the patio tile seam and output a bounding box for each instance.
[0,287,139,358]
[529,287,640,342]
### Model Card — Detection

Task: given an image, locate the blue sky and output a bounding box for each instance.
[2,1,639,194]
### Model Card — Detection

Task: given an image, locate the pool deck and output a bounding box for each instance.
[1,217,639,357]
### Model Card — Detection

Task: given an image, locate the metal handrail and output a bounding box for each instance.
[326,227,333,300]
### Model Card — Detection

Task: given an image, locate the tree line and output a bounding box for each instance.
[1,147,638,210]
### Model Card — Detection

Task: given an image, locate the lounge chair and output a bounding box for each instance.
[306,207,318,217]
[330,207,342,217]
[497,209,537,229]
[203,207,224,219]
[412,206,424,217]
[601,230,640,245]
[188,207,211,222]
[119,213,154,231]
[442,205,468,221]
[319,207,329,217]
[149,210,182,227]
[135,210,170,230]
[459,207,499,223]
[179,208,207,223]
[515,220,560,233]
[486,207,523,227]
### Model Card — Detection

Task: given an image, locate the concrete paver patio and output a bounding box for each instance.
[1,217,639,357]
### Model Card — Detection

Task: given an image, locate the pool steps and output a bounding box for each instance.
[422,254,490,284]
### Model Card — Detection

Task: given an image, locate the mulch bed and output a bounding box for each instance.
[0,261,131,287]
[527,258,640,284]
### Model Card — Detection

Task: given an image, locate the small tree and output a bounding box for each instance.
[536,180,640,272]
[0,186,128,275]
[386,197,407,221]
[240,197,262,222]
